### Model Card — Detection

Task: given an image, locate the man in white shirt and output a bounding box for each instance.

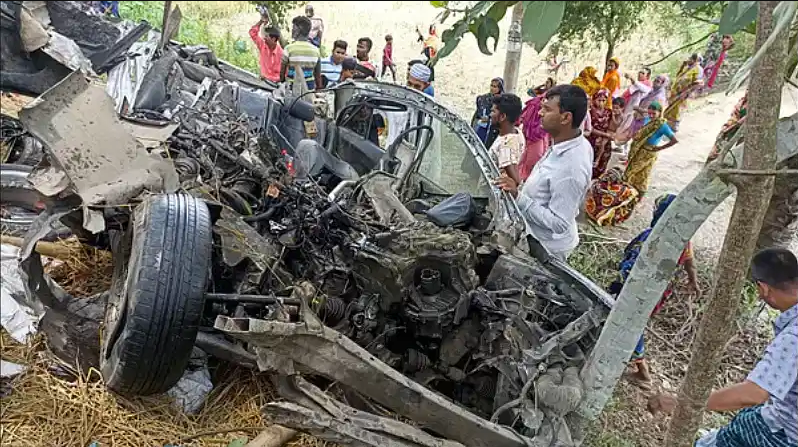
[494,84,592,261]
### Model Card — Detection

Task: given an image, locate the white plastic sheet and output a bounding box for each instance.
[0,244,40,343]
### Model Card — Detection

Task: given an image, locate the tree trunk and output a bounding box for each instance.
[604,40,615,75]
[578,111,798,420]
[664,2,789,446]
[578,71,798,436]
[756,153,798,250]
[502,2,524,94]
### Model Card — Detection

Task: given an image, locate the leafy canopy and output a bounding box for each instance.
[429,0,776,66]
[248,1,307,28]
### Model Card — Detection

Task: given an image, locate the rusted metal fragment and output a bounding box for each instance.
[358,172,415,224]
[266,375,465,447]
[19,72,178,210]
[215,310,535,447]
[214,207,281,269]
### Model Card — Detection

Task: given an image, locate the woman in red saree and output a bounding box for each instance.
[586,89,613,179]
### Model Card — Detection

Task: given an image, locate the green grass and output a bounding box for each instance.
[569,234,626,290]
[586,431,638,447]
[120,1,260,73]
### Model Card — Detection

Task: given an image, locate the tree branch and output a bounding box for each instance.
[716,168,798,176]
[646,31,714,67]
[683,12,719,27]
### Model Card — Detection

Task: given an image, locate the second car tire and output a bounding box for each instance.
[101,193,212,395]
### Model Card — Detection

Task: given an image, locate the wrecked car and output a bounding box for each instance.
[11,71,613,446]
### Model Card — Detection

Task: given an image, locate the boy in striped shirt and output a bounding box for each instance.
[280,16,322,91]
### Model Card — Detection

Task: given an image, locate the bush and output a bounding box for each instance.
[120,1,260,74]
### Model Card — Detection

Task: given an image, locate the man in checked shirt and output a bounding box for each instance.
[651,247,798,447]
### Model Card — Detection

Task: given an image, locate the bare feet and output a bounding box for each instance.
[627,360,653,390]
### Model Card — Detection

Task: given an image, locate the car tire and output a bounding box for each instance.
[1,164,45,236]
[101,193,212,395]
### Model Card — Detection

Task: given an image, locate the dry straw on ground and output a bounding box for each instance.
[0,237,331,447]
[41,236,114,298]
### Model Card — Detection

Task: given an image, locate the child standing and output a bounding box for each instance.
[382,35,397,82]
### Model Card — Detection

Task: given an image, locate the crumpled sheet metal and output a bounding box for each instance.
[42,31,94,74]
[0,244,40,343]
[14,209,107,371]
[215,308,537,447]
[106,30,160,114]
[266,375,466,447]
[19,3,49,52]
[19,72,178,231]
[214,207,281,269]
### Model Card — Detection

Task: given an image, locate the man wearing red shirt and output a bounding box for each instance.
[249,18,283,82]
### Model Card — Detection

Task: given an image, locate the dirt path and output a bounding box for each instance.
[585,85,798,260]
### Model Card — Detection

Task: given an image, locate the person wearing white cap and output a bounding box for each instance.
[409,63,441,184]
[407,62,434,97]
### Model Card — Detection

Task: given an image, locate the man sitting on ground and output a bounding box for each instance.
[650,247,798,447]
[321,40,347,87]
[494,85,593,261]
[280,16,322,93]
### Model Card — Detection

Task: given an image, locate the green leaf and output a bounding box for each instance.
[521,1,566,52]
[430,1,448,8]
[684,1,716,10]
[727,0,798,92]
[718,0,758,35]
[432,19,470,64]
[487,1,514,22]
[476,16,501,55]
[470,1,497,18]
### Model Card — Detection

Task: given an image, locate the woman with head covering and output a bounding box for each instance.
[601,57,622,107]
[628,74,669,146]
[663,53,702,131]
[608,193,699,389]
[706,35,734,90]
[639,74,669,110]
[583,102,678,226]
[571,66,601,97]
[472,77,504,145]
[517,79,552,180]
[586,89,614,178]
[625,101,679,196]
[417,24,440,60]
[584,167,640,226]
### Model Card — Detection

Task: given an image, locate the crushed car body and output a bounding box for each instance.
[1,4,614,446]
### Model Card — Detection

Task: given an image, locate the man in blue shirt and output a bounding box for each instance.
[651,247,798,446]
[320,40,347,87]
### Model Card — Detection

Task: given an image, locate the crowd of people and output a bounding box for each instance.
[249,5,439,93]
[467,34,795,447]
